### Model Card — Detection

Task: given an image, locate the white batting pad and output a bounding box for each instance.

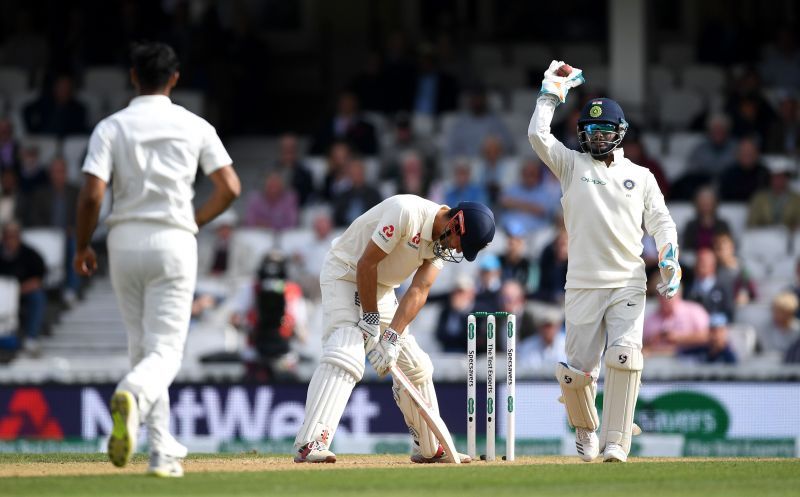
[599,345,643,454]
[556,362,599,430]
[294,362,357,448]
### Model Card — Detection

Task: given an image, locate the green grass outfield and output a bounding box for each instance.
[0,453,798,497]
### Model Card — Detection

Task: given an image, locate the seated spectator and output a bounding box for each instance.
[643,290,710,356]
[683,247,735,321]
[474,253,503,313]
[765,95,800,156]
[412,43,459,117]
[23,74,88,137]
[713,232,757,306]
[724,67,776,145]
[680,312,737,364]
[746,158,800,228]
[623,130,670,199]
[681,186,732,252]
[332,158,382,227]
[718,138,770,202]
[785,334,800,363]
[759,291,800,356]
[396,151,431,198]
[435,275,477,353]
[380,112,437,182]
[243,170,299,230]
[276,134,315,207]
[475,135,515,206]
[206,211,238,275]
[322,141,352,202]
[499,159,560,236]
[499,224,537,294]
[496,279,536,350]
[310,91,378,156]
[444,83,514,159]
[443,159,488,207]
[17,144,48,194]
[673,114,737,200]
[0,118,20,176]
[0,170,21,225]
[534,226,568,304]
[0,222,47,356]
[790,257,800,319]
[291,208,337,300]
[517,306,566,371]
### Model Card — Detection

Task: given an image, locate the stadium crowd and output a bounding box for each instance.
[0,2,799,380]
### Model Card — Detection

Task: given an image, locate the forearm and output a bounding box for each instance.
[356,261,379,313]
[196,189,237,228]
[389,285,429,335]
[75,192,102,251]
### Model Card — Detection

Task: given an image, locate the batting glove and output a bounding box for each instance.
[366,327,403,376]
[657,243,681,299]
[358,312,381,341]
[540,60,584,104]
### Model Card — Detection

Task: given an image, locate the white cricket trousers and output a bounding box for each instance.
[564,287,646,377]
[108,222,196,457]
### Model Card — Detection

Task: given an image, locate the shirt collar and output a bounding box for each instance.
[129,95,172,106]
[422,204,448,241]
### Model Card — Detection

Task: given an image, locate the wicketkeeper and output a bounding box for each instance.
[293,195,495,463]
[529,61,680,462]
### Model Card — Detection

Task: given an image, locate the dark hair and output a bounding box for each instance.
[130,42,179,92]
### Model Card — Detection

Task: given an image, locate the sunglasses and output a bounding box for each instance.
[584,123,617,134]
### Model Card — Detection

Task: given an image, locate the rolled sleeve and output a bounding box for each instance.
[199,124,233,175]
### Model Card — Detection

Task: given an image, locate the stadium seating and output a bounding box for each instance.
[227,228,277,279]
[61,135,90,183]
[658,89,704,129]
[0,277,20,337]
[20,228,65,289]
[681,65,727,97]
[0,67,28,97]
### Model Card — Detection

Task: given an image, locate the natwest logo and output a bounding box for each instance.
[411,233,421,244]
[0,388,63,439]
[382,225,395,238]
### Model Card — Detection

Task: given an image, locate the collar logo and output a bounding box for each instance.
[581,176,607,186]
[382,225,395,238]
[589,105,603,117]
[623,179,636,190]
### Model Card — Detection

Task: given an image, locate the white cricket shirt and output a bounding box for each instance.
[82,95,232,234]
[329,194,446,288]
[528,95,677,289]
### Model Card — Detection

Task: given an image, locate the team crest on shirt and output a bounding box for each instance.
[379,225,395,242]
[407,232,421,249]
[623,179,636,190]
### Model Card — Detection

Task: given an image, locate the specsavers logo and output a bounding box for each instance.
[581,176,607,186]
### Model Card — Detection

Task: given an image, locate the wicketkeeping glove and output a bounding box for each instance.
[540,59,584,104]
[657,243,681,299]
[366,327,403,376]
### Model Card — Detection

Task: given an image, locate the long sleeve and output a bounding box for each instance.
[643,172,678,251]
[528,94,575,187]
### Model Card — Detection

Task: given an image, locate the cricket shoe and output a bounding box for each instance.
[294,441,336,463]
[603,442,627,463]
[575,427,599,462]
[148,452,184,477]
[108,390,139,468]
[410,444,472,464]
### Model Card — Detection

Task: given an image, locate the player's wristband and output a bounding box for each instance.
[362,312,380,326]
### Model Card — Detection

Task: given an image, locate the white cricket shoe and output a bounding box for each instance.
[294,441,337,463]
[575,427,599,462]
[410,444,472,464]
[603,442,627,463]
[148,452,184,477]
[108,391,139,468]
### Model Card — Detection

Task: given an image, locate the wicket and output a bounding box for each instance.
[467,311,515,462]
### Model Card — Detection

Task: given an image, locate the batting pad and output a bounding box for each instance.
[599,345,643,454]
[556,362,599,430]
[294,362,357,448]
[393,376,441,458]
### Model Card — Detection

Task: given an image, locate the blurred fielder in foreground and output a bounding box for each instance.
[293,195,495,463]
[529,61,680,462]
[74,42,240,476]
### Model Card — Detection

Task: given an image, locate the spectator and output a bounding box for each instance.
[291,208,337,300]
[681,186,732,252]
[680,313,737,364]
[310,91,378,156]
[276,134,315,207]
[243,170,299,230]
[790,257,800,319]
[444,84,514,159]
[0,170,21,225]
[684,247,735,321]
[474,253,503,313]
[475,135,516,206]
[534,225,568,304]
[435,274,477,353]
[23,74,88,137]
[332,158,381,227]
[759,27,800,91]
[785,334,800,363]
[380,112,437,182]
[725,67,776,145]
[765,95,800,156]
[206,211,238,276]
[713,232,757,306]
[499,159,560,236]
[497,279,537,348]
[718,138,770,202]
[622,131,670,198]
[396,151,430,198]
[746,158,800,228]
[760,291,800,356]
[444,159,488,207]
[517,305,566,372]
[321,141,352,202]
[16,144,48,194]
[0,222,46,355]
[0,118,20,176]
[412,43,459,117]
[499,224,537,293]
[674,114,737,200]
[643,290,710,356]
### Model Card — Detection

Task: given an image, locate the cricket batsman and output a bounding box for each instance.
[293,195,495,463]
[528,61,680,462]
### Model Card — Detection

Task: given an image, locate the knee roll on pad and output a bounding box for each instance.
[320,327,365,381]
[393,378,440,458]
[600,345,643,454]
[398,336,434,384]
[556,362,599,431]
